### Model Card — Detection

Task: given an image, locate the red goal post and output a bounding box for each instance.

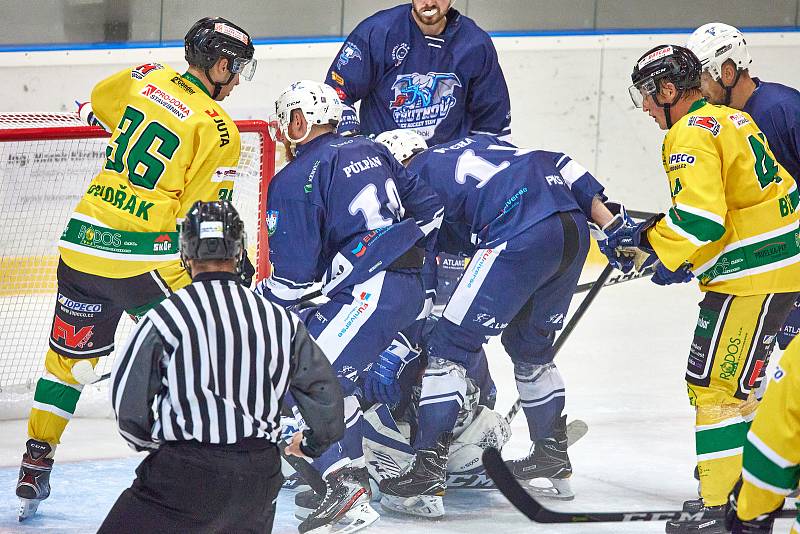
[0,112,275,410]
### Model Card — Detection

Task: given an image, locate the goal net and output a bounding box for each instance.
[0,112,274,419]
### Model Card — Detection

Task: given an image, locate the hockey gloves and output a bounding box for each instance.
[651,261,694,286]
[589,203,638,272]
[239,250,256,287]
[364,337,419,406]
[593,205,665,274]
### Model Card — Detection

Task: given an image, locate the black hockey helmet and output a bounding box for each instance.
[184,17,256,97]
[180,200,245,274]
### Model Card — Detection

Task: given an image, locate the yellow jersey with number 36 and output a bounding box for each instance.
[646,99,800,296]
[58,63,241,278]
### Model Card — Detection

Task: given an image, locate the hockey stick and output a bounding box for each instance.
[482,447,797,523]
[279,439,328,495]
[504,262,615,424]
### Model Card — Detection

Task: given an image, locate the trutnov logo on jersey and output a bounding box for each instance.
[336,41,362,70]
[688,116,721,136]
[131,63,164,80]
[266,210,279,236]
[51,316,94,349]
[390,72,462,138]
[140,84,193,120]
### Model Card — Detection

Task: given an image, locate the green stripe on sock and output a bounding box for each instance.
[743,440,800,491]
[33,378,81,415]
[696,420,750,456]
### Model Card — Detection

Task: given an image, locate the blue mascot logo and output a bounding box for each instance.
[389,72,462,137]
[336,41,363,70]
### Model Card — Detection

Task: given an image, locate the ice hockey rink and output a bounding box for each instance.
[0,273,796,533]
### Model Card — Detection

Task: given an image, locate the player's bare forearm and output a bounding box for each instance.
[590,196,614,226]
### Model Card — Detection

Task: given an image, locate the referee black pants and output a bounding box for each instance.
[98,441,283,534]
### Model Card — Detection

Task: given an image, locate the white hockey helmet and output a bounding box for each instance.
[269,80,343,145]
[374,129,428,164]
[686,23,752,82]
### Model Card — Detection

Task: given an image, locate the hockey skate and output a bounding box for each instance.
[295,466,372,521]
[664,499,726,533]
[298,466,379,534]
[379,432,452,518]
[16,439,54,521]
[504,416,574,500]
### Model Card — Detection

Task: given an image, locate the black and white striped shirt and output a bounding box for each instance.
[110,271,344,452]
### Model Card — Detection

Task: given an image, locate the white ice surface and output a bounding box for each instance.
[0,278,795,533]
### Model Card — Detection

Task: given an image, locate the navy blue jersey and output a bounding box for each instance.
[325,5,511,146]
[407,135,605,255]
[259,133,443,306]
[743,78,800,184]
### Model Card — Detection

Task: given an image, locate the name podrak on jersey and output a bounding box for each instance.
[140,84,193,120]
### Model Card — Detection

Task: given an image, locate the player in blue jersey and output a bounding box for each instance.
[374,129,618,517]
[325,0,511,146]
[257,80,443,533]
[688,23,800,354]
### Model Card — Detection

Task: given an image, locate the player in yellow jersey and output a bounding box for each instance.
[598,45,800,533]
[724,340,800,533]
[15,17,256,521]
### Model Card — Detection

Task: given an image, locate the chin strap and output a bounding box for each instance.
[718,70,742,106]
[656,89,685,129]
[204,68,237,100]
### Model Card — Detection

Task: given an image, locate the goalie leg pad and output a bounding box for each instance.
[414,358,467,450]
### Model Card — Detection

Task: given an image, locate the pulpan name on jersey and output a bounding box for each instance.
[140,84,193,120]
[687,115,721,136]
[342,156,382,178]
[728,112,750,129]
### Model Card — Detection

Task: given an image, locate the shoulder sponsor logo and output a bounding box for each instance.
[170,75,196,95]
[638,46,673,69]
[668,153,696,172]
[728,112,750,129]
[334,86,348,101]
[331,71,345,86]
[205,109,231,147]
[131,63,163,80]
[140,84,193,120]
[58,294,102,314]
[687,115,721,136]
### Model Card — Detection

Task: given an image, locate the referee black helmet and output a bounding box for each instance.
[180,200,245,272]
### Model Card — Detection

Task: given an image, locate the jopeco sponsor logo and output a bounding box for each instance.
[86,183,155,221]
[140,84,193,120]
[668,153,696,172]
[52,316,94,349]
[58,294,102,315]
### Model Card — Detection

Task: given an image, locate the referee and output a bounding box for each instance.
[98,201,344,534]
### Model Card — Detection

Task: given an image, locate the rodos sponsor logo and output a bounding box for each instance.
[140,84,193,120]
[131,63,163,80]
[719,330,745,380]
[78,225,122,248]
[52,316,94,349]
[57,294,102,314]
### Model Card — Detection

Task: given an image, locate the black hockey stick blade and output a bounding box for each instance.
[279,440,327,495]
[483,447,797,523]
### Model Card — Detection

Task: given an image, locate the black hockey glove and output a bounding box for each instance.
[726,478,784,533]
[239,250,255,287]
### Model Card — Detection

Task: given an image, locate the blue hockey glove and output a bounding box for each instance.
[589,203,637,273]
[364,337,419,405]
[651,262,694,286]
